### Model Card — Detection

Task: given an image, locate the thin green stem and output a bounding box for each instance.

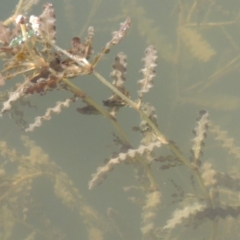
[62,77,159,191]
[62,78,130,147]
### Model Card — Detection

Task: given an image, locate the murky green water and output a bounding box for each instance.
[0,0,240,239]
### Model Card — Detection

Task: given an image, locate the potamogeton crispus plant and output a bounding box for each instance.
[0,0,211,202]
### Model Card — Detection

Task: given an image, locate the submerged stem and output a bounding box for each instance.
[62,77,130,147]
[62,77,159,191]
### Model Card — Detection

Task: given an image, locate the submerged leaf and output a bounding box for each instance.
[179,27,215,62]
[138,45,157,98]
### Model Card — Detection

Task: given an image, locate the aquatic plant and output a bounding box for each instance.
[0,0,240,239]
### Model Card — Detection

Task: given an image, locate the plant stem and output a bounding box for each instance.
[62,77,130,147]
[62,77,159,191]
[4,0,25,26]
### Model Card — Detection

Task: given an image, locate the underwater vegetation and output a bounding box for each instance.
[0,0,240,239]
